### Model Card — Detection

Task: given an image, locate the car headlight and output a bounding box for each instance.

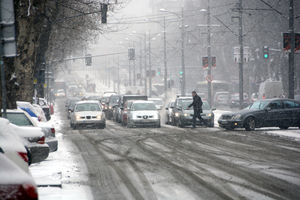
[75,115,81,120]
[207,113,212,117]
[184,113,189,117]
[97,114,102,120]
[232,114,241,120]
[175,113,180,117]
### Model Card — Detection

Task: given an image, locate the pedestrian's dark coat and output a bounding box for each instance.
[189,94,203,111]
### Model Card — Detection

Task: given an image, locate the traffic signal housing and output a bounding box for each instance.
[263,46,269,59]
[85,54,92,66]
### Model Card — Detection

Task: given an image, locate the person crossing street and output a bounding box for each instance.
[188,91,206,128]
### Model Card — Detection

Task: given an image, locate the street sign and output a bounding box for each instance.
[1,0,17,57]
[283,33,300,51]
[43,83,47,89]
[33,79,38,84]
[233,46,250,63]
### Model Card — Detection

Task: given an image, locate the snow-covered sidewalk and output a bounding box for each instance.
[29,115,93,200]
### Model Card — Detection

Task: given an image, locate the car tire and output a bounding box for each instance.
[245,117,256,131]
[99,124,105,129]
[279,126,289,130]
[208,121,214,127]
[156,122,161,128]
[73,125,77,130]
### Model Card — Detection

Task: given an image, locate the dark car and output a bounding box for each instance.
[171,97,215,127]
[114,95,148,124]
[106,95,121,120]
[218,98,300,131]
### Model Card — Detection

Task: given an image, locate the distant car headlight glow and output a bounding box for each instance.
[97,114,102,120]
[175,113,180,117]
[207,113,212,117]
[184,113,189,117]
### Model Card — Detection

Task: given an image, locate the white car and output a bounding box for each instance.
[127,100,161,128]
[70,100,106,129]
[148,98,164,110]
[6,109,58,152]
[0,118,29,172]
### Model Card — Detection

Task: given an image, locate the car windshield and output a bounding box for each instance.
[249,101,269,110]
[179,100,192,109]
[75,103,101,112]
[6,113,34,126]
[132,103,157,111]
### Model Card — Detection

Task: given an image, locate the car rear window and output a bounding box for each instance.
[6,113,34,126]
[75,103,101,112]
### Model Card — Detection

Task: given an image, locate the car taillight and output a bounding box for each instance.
[18,152,29,163]
[51,128,55,135]
[38,136,45,144]
[22,184,38,199]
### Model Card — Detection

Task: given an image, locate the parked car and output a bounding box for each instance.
[230,93,250,108]
[70,100,106,129]
[0,117,49,164]
[218,98,300,131]
[6,109,58,152]
[126,100,161,128]
[148,98,164,110]
[17,101,41,121]
[214,91,230,106]
[35,97,51,120]
[171,97,215,127]
[165,101,175,124]
[0,152,38,200]
[0,121,29,172]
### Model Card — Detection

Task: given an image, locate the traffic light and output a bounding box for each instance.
[101,3,108,24]
[263,46,269,59]
[85,54,92,66]
[157,68,161,76]
[179,71,183,75]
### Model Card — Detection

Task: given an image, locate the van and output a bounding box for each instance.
[258,80,283,99]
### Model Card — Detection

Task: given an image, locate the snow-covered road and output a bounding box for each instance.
[33,99,300,200]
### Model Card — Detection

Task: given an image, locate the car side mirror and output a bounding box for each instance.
[212,108,216,111]
[165,107,169,110]
[120,107,124,110]
[170,106,174,109]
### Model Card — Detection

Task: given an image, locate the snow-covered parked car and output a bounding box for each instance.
[6,109,58,152]
[0,152,38,200]
[0,117,49,164]
[126,100,161,128]
[0,123,29,172]
[70,100,106,129]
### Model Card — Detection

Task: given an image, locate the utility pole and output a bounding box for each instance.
[139,38,143,86]
[148,32,152,97]
[180,7,186,96]
[288,0,295,99]
[238,0,244,109]
[128,59,131,86]
[117,56,120,94]
[133,59,136,86]
[144,33,148,96]
[163,16,168,99]
[207,0,212,107]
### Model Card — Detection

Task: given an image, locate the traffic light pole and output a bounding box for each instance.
[207,0,212,107]
[238,0,244,109]
[163,17,168,99]
[144,33,148,96]
[148,32,152,97]
[288,0,295,99]
[180,8,186,96]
